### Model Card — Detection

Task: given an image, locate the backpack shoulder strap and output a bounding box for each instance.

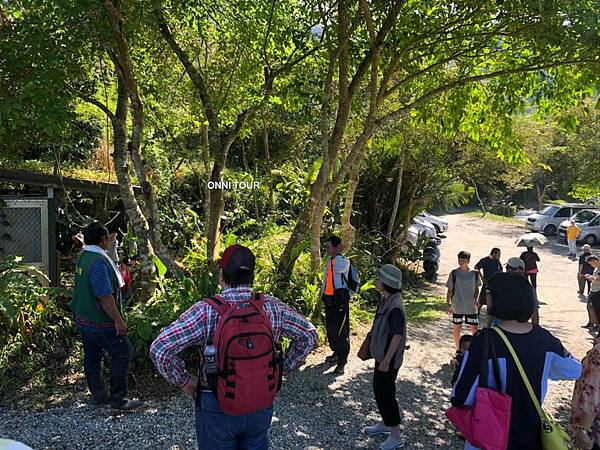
[252,291,265,309]
[450,269,458,296]
[492,327,545,420]
[451,268,457,284]
[204,295,229,316]
[250,292,274,332]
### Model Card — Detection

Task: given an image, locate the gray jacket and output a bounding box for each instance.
[369,293,407,369]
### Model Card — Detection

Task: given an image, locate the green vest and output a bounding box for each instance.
[70,251,122,325]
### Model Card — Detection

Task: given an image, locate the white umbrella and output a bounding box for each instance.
[0,440,34,450]
[516,232,548,248]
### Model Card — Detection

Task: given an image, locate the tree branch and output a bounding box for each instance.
[382,42,494,101]
[155,7,220,132]
[262,0,277,68]
[347,0,405,97]
[224,107,256,151]
[70,87,115,121]
[104,0,143,159]
[359,0,376,45]
[377,57,600,127]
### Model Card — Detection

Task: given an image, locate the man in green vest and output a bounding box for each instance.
[70,221,142,411]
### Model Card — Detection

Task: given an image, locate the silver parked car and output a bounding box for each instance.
[526,204,598,236]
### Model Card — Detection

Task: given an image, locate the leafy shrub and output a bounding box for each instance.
[125,263,219,370]
[0,257,76,400]
[0,256,74,351]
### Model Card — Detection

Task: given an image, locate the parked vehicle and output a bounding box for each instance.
[405,225,421,246]
[417,211,449,234]
[525,204,599,236]
[515,208,537,221]
[558,211,600,245]
[412,217,437,239]
[422,238,440,281]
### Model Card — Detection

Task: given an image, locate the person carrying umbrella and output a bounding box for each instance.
[515,233,547,291]
[519,246,540,290]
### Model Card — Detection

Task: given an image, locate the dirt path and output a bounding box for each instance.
[436,213,591,356]
[0,213,590,449]
[429,213,591,428]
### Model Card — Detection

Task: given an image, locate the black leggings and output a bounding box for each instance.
[526,273,537,289]
[373,362,401,427]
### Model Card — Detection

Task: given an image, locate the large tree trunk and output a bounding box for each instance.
[253,157,260,219]
[202,123,212,242]
[536,184,548,212]
[341,160,360,251]
[206,144,227,263]
[111,78,156,301]
[310,201,326,272]
[278,125,375,280]
[105,0,182,277]
[277,160,329,280]
[263,125,274,213]
[386,147,406,238]
[392,183,418,263]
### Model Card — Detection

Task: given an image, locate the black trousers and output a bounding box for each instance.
[579,276,592,294]
[373,362,401,427]
[526,273,537,289]
[322,289,350,362]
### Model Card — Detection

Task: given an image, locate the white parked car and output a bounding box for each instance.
[417,211,448,234]
[412,217,437,239]
[558,210,600,244]
[405,225,419,246]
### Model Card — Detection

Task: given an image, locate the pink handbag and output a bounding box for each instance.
[446,329,512,450]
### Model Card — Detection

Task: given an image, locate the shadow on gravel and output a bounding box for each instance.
[271,357,463,449]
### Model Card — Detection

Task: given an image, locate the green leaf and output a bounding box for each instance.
[137,321,153,341]
[289,241,309,266]
[359,279,377,292]
[225,233,237,248]
[153,255,167,278]
[0,300,17,322]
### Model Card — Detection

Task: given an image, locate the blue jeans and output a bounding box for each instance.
[195,391,273,450]
[78,324,132,379]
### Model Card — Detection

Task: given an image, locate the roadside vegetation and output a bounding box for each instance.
[1,1,599,405]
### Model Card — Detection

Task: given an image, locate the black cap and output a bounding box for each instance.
[217,244,256,275]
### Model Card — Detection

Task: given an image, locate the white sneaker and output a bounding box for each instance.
[364,422,391,436]
[379,435,405,450]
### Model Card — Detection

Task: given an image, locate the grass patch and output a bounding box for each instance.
[404,291,446,322]
[3,160,120,184]
[350,290,446,326]
[464,210,525,226]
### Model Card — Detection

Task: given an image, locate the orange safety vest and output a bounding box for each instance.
[324,258,335,296]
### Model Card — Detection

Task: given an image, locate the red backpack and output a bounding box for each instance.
[204,292,282,416]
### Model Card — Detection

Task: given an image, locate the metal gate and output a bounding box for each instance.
[0,198,50,283]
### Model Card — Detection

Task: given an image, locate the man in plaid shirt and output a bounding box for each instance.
[150,244,317,450]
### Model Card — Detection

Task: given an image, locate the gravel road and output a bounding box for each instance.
[0,213,591,449]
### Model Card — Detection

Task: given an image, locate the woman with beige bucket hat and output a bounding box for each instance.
[359,264,407,450]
